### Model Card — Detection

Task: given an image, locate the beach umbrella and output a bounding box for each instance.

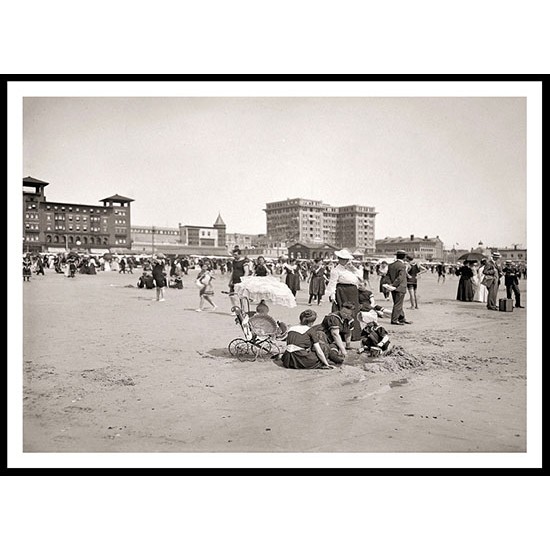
[103,252,113,260]
[457,252,486,262]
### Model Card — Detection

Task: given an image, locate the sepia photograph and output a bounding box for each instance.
[8,79,542,469]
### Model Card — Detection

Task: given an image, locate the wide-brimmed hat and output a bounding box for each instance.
[492,251,501,258]
[395,249,407,257]
[334,249,354,260]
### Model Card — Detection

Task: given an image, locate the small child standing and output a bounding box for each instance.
[152,259,167,301]
[196,265,217,312]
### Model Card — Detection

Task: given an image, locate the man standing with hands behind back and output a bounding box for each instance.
[386,250,412,325]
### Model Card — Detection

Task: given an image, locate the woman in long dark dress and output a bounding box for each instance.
[308,258,326,305]
[456,261,475,301]
[283,258,300,296]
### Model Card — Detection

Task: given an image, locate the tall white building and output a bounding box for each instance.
[264,198,377,254]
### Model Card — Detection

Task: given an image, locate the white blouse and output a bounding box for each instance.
[326,263,363,298]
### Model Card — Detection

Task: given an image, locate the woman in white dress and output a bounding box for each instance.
[473,259,488,303]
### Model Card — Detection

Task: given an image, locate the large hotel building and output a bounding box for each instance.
[23,176,229,256]
[23,176,133,254]
[264,198,377,254]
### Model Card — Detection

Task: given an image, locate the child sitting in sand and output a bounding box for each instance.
[357,320,391,357]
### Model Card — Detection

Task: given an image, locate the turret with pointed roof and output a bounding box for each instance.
[213,212,226,247]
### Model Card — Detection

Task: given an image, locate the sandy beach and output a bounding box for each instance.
[22,267,527,453]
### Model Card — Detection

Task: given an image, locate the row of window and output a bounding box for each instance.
[45,205,108,213]
[49,225,107,233]
[43,235,109,245]
[115,239,127,244]
[25,213,39,219]
[135,229,177,235]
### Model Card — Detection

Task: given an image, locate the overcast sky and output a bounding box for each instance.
[23,96,526,250]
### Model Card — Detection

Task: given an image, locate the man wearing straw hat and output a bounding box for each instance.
[325,248,364,341]
[484,251,503,311]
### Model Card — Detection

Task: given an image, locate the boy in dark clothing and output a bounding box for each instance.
[358,321,391,357]
[502,261,524,308]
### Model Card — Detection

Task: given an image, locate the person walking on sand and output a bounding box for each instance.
[196,264,217,312]
[436,262,446,284]
[405,254,426,309]
[308,257,326,305]
[152,258,167,302]
[386,250,412,325]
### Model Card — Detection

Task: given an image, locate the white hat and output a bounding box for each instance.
[335,249,354,260]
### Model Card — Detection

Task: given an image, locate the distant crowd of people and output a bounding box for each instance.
[24,247,526,369]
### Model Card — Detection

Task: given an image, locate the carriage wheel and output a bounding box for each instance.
[228,338,253,361]
[252,339,273,359]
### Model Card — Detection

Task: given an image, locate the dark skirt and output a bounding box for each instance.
[379,274,390,294]
[332,283,362,341]
[282,341,333,369]
[456,277,474,301]
[285,272,300,293]
[309,275,326,296]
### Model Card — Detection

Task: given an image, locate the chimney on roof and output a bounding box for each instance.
[410,234,414,241]
[424,235,428,240]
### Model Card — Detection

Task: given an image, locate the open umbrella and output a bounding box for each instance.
[103,252,113,261]
[457,252,486,262]
[154,252,166,259]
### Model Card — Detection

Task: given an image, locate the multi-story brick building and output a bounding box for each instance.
[23,176,133,254]
[376,234,445,261]
[131,214,228,256]
[130,226,181,254]
[264,198,377,254]
[489,245,527,263]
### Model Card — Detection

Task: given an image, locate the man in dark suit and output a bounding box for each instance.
[386,250,412,325]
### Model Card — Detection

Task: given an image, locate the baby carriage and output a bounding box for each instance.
[228,296,287,361]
